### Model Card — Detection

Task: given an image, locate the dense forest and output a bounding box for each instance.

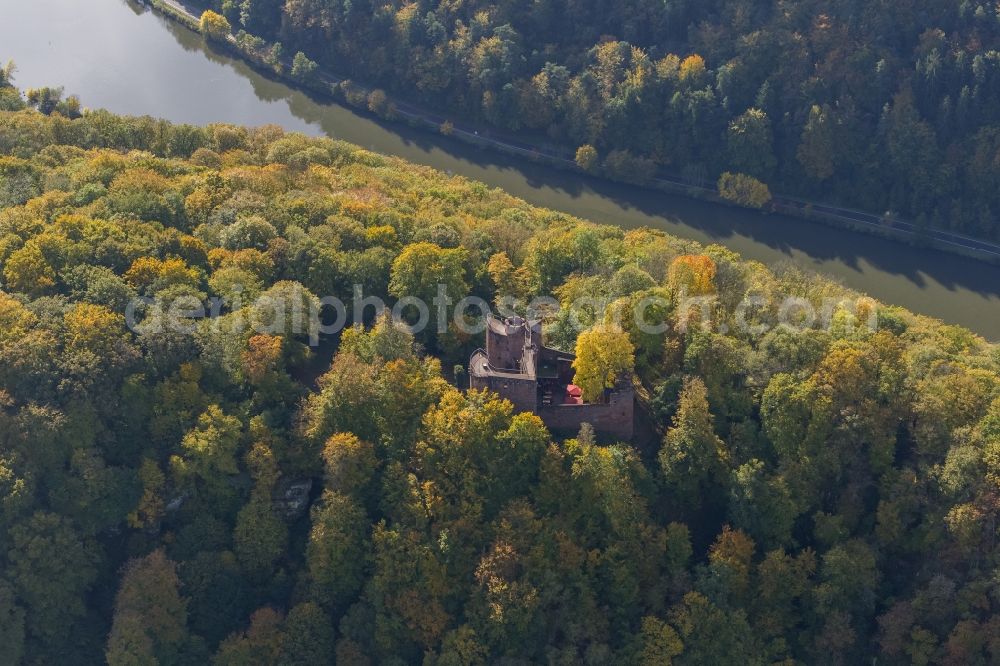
[2,73,1000,665]
[186,0,1000,241]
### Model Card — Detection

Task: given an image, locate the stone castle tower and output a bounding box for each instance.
[469,316,634,440]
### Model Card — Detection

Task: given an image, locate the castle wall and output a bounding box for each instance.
[536,388,634,440]
[472,374,537,414]
[473,317,635,441]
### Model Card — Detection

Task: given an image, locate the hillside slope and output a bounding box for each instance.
[1,90,999,664]
[190,0,1000,241]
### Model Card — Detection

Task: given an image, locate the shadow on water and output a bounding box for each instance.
[5,0,999,337]
[220,48,1000,333]
[179,24,1000,298]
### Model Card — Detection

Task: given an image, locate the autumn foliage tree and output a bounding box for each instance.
[717,172,772,209]
[107,550,189,665]
[667,254,717,296]
[659,377,730,516]
[572,323,635,402]
[200,11,232,42]
[575,144,599,172]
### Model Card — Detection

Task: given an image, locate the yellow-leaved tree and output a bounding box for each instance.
[199,10,232,42]
[717,172,772,209]
[575,144,599,172]
[667,254,717,296]
[572,323,635,403]
[3,242,55,296]
[678,54,706,82]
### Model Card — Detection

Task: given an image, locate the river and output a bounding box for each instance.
[2,0,999,339]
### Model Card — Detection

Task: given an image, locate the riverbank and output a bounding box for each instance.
[146,0,1000,265]
[9,0,998,335]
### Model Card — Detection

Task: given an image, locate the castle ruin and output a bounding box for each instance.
[469,316,634,440]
